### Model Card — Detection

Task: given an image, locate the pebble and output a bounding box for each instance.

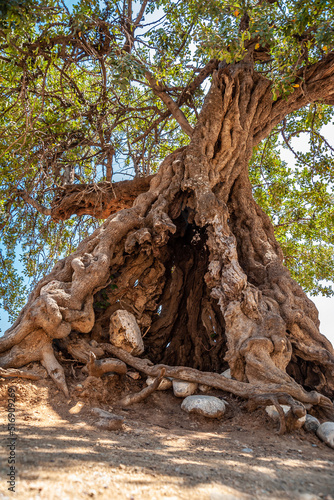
[241,448,253,453]
[316,421,334,449]
[127,371,141,380]
[96,417,124,431]
[304,414,320,432]
[91,408,122,420]
[221,369,232,379]
[199,384,210,393]
[181,395,226,419]
[92,408,124,431]
[146,376,172,390]
[172,379,198,397]
[265,404,290,419]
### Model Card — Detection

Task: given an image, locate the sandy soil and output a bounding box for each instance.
[1,372,334,500]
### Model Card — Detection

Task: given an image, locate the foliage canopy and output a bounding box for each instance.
[0,0,334,327]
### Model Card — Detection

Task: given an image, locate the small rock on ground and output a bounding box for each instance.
[181,395,226,419]
[316,421,334,449]
[95,417,124,431]
[304,414,320,432]
[127,371,141,380]
[172,379,198,397]
[91,408,123,420]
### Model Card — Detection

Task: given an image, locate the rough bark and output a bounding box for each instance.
[51,176,154,221]
[1,55,334,421]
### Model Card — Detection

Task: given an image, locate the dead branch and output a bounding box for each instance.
[133,59,219,144]
[118,368,166,407]
[62,337,105,363]
[0,367,42,380]
[87,352,127,377]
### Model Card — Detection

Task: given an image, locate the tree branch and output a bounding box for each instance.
[17,189,51,216]
[51,175,154,221]
[133,59,219,144]
[253,53,334,144]
[145,70,194,137]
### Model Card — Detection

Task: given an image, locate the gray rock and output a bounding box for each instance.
[181,395,226,419]
[304,414,320,432]
[95,417,124,431]
[91,407,122,420]
[172,379,198,397]
[109,310,144,355]
[316,421,334,449]
[92,408,124,431]
[221,368,232,379]
[146,376,172,390]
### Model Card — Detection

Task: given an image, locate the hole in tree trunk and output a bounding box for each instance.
[144,214,228,372]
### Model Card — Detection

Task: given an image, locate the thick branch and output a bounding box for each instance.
[254,53,334,144]
[51,175,154,221]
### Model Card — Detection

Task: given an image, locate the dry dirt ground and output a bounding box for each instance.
[1,369,334,500]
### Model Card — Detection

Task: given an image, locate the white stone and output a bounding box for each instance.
[265,404,290,419]
[304,414,320,432]
[181,395,226,419]
[265,405,306,427]
[316,421,334,449]
[172,379,198,397]
[221,369,232,379]
[146,376,172,390]
[109,310,144,356]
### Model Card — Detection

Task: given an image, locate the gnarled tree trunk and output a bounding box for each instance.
[1,60,334,418]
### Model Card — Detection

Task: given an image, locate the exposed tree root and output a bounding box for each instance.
[247,393,307,434]
[41,343,69,397]
[103,345,334,421]
[0,367,42,380]
[118,368,166,407]
[63,337,105,364]
[86,352,127,377]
